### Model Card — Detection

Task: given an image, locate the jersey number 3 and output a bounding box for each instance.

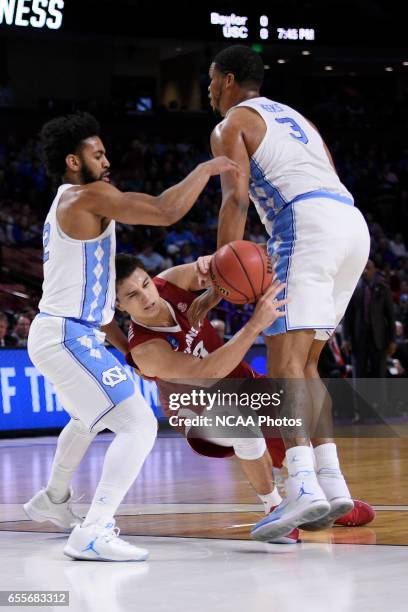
[275,117,309,144]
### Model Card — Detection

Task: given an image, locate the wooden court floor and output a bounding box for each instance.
[0,434,407,546]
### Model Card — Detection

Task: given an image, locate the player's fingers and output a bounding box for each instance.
[264,281,286,298]
[197,256,211,274]
[275,298,290,308]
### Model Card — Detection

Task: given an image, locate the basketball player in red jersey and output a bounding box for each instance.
[116,254,375,536]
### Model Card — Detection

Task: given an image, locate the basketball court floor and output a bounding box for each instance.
[1,433,407,612]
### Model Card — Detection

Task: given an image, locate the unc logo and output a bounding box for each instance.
[101,366,128,388]
[177,302,187,312]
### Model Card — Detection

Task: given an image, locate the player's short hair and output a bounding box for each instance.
[40,111,101,179]
[213,45,264,88]
[115,254,147,286]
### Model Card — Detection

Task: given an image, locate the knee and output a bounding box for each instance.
[69,417,96,439]
[100,395,158,448]
[268,361,305,378]
[232,438,266,461]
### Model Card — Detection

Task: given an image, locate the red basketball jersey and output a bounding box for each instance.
[126,277,286,467]
[128,276,256,380]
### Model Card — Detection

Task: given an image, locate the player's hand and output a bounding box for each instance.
[250,281,289,331]
[202,156,244,178]
[188,286,221,328]
[195,255,213,289]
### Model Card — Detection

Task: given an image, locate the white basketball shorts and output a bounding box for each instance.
[27,314,137,431]
[264,198,370,340]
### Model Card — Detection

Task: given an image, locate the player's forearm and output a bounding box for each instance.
[101,319,128,354]
[217,198,249,248]
[157,163,212,226]
[194,320,261,378]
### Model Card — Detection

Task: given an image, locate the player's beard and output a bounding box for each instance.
[79,161,105,185]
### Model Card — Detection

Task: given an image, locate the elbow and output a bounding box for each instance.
[156,195,177,226]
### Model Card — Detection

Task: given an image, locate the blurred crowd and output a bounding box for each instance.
[1,119,408,401]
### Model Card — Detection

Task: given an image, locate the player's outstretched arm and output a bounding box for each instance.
[72,157,242,227]
[132,281,288,380]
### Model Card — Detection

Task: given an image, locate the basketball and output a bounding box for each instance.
[210,240,273,304]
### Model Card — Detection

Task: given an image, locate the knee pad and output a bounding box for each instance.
[232,437,266,461]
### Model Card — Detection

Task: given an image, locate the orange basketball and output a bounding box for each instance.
[210,240,273,304]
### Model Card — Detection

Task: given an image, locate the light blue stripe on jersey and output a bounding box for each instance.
[263,203,296,336]
[250,157,354,219]
[250,158,287,216]
[62,318,135,430]
[81,236,111,324]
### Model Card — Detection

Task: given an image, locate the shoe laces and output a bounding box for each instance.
[100,523,130,546]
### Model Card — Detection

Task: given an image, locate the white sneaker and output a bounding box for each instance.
[251,470,330,542]
[300,469,354,531]
[64,521,149,562]
[23,488,83,531]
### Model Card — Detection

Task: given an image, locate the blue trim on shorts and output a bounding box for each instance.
[290,190,354,206]
[263,203,296,336]
[61,318,135,431]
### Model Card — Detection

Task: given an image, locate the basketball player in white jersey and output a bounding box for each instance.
[24,112,241,561]
[189,46,370,541]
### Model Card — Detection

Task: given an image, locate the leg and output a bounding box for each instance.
[305,339,335,445]
[64,393,157,561]
[46,418,97,503]
[24,417,97,529]
[264,330,316,448]
[82,393,157,527]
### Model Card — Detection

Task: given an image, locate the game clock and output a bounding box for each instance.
[210,11,315,42]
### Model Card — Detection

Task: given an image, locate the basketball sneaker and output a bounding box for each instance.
[64,520,149,562]
[334,499,376,527]
[265,507,300,544]
[251,471,330,542]
[299,469,354,531]
[23,488,83,531]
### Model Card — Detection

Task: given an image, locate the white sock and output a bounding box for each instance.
[46,419,96,504]
[314,443,341,474]
[258,489,282,514]
[286,445,315,478]
[83,396,157,527]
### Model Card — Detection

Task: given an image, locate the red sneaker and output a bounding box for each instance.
[334,499,375,527]
[268,527,300,544]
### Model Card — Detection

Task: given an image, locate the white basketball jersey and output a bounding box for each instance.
[38,184,116,326]
[230,97,354,235]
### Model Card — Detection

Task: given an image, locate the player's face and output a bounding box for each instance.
[116,268,161,320]
[78,137,111,184]
[208,63,228,116]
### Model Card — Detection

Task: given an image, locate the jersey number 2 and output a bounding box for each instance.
[43,223,51,263]
[275,117,309,144]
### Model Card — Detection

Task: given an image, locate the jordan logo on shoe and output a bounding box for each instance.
[291,455,300,463]
[81,537,100,556]
[296,482,313,500]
